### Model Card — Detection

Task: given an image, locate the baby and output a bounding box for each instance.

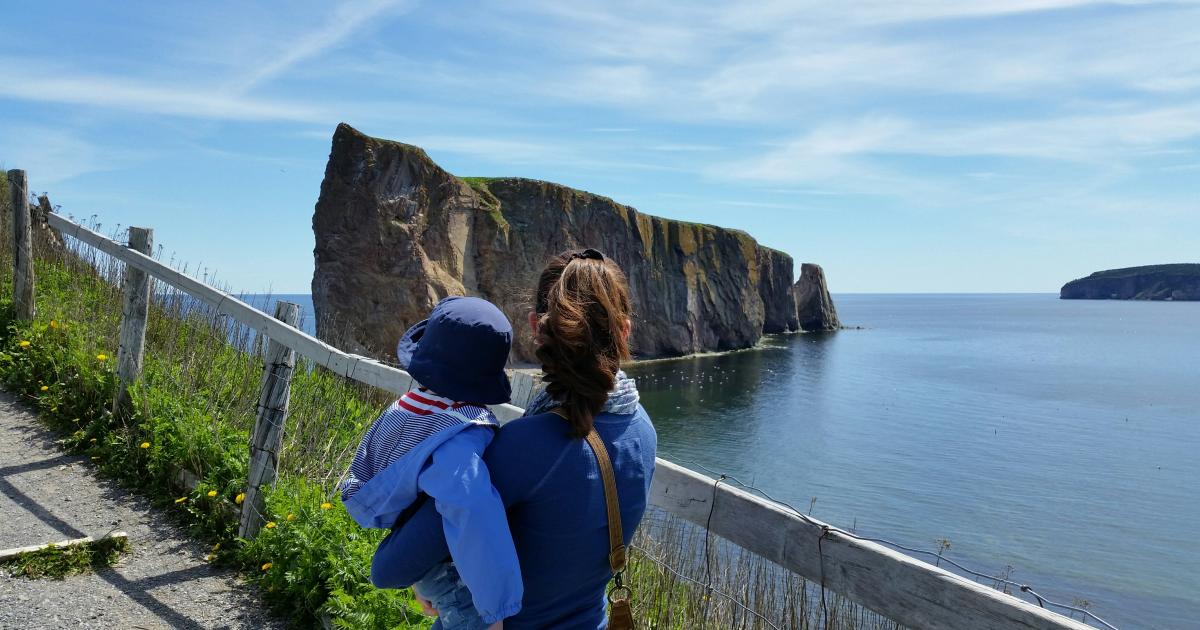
[341,296,521,630]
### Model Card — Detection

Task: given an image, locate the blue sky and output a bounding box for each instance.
[1,1,1197,293]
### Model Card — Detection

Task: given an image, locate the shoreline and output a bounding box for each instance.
[510,329,851,373]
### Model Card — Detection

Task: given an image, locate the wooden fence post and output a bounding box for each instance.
[240,300,301,538]
[113,227,154,416]
[7,169,35,320]
[510,371,537,408]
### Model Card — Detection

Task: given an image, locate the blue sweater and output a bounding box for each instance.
[372,406,657,629]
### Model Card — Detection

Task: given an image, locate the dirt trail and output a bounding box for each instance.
[0,390,286,629]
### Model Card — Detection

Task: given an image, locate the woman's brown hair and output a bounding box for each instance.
[535,249,633,438]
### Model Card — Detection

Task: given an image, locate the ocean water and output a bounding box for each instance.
[250,292,1198,628]
[241,294,318,335]
[625,294,1200,630]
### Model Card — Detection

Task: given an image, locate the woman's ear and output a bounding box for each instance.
[623,318,632,341]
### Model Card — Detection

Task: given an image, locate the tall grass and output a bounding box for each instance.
[0,210,899,629]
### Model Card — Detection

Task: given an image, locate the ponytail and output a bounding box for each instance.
[534,249,632,438]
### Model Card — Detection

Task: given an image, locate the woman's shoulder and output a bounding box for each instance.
[492,412,573,450]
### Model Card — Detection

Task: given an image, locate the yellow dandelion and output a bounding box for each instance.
[96,353,108,361]
[235,493,246,505]
[18,340,30,348]
[261,562,273,571]
[40,385,49,392]
[207,490,217,498]
[174,497,187,504]
[285,513,296,522]
[49,320,58,329]
[205,553,215,562]
[90,456,99,461]
[89,438,97,443]
[212,543,221,552]
[320,502,332,510]
[139,442,150,449]
[265,521,276,529]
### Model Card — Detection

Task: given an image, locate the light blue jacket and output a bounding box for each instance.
[345,405,523,624]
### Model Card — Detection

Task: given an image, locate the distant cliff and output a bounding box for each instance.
[311,124,808,362]
[793,263,840,331]
[1060,264,1200,301]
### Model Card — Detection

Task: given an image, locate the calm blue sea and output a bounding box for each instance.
[627,294,1199,630]
[249,293,1198,628]
[241,294,318,335]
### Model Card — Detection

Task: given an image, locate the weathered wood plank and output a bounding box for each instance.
[113,227,153,416]
[0,532,128,562]
[8,170,35,320]
[48,212,523,421]
[492,402,524,423]
[239,301,300,539]
[46,213,415,393]
[650,460,1092,630]
[510,371,534,409]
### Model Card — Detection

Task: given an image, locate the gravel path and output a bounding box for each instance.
[0,390,288,629]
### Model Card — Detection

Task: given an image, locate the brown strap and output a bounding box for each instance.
[585,428,627,573]
[549,409,626,573]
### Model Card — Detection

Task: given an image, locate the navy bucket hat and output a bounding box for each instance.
[396,296,512,405]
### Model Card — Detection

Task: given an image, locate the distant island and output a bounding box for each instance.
[1060,264,1200,301]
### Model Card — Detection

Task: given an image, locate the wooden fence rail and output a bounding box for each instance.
[30,208,1094,629]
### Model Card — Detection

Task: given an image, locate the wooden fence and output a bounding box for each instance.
[7,170,1096,630]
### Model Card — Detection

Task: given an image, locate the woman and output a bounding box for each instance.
[371,249,658,629]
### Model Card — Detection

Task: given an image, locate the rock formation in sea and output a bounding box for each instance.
[793,263,840,331]
[311,123,806,362]
[1060,264,1200,301]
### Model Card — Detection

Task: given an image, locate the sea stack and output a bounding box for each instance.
[793,263,840,331]
[311,123,805,361]
[1060,264,1200,301]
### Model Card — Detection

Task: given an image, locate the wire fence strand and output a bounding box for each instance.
[670,455,1119,630]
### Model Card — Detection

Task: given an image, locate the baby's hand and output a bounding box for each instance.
[413,590,438,617]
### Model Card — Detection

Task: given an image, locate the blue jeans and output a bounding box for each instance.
[415,561,489,630]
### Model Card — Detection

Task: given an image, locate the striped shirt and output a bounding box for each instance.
[342,389,498,500]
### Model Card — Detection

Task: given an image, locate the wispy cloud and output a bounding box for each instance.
[719,116,911,183]
[0,61,324,122]
[227,0,413,93]
[716,103,1200,188]
[0,125,144,186]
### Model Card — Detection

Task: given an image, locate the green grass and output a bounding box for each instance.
[0,238,425,628]
[0,225,896,629]
[0,535,129,580]
[458,176,509,229]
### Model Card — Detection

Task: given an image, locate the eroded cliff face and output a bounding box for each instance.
[758,247,800,333]
[312,124,802,361]
[793,263,840,331]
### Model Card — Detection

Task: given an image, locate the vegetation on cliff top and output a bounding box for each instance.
[1079,263,1200,279]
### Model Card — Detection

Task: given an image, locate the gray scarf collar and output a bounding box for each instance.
[523,370,640,418]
